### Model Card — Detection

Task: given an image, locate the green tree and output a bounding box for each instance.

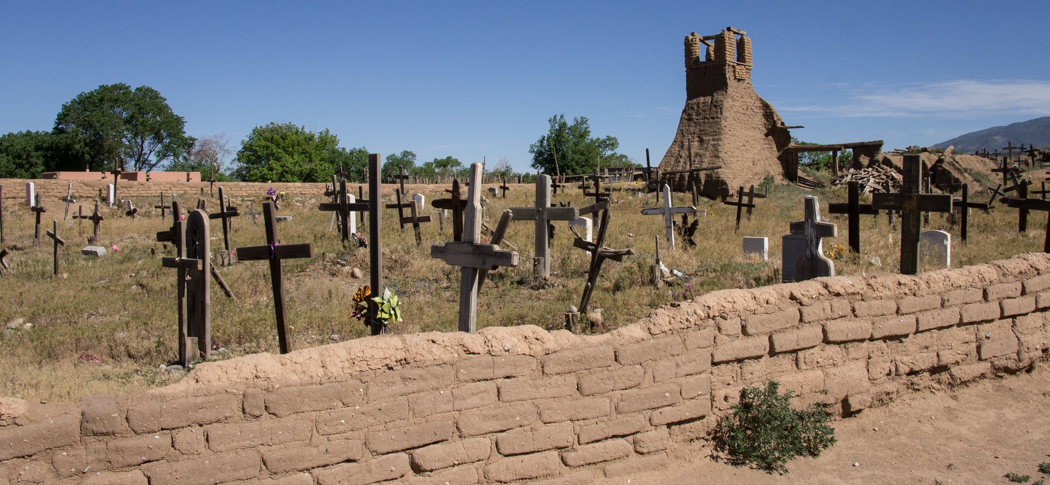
[382,151,416,181]
[431,156,462,179]
[329,146,369,183]
[52,83,194,172]
[529,115,626,176]
[491,157,515,180]
[0,131,50,178]
[792,138,852,171]
[233,123,342,182]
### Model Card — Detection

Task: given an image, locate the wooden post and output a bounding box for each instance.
[367,154,384,336]
[160,201,205,366]
[31,194,46,247]
[872,155,953,275]
[828,181,880,253]
[46,220,65,276]
[642,184,698,250]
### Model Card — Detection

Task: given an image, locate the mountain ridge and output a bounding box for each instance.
[933,116,1050,153]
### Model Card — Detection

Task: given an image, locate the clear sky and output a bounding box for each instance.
[2,1,1049,174]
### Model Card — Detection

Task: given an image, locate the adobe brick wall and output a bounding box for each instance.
[0,179,334,205]
[2,252,1049,483]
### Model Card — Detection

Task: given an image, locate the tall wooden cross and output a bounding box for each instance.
[432,179,468,241]
[385,188,412,232]
[159,201,209,365]
[873,155,953,275]
[431,163,519,332]
[641,184,697,250]
[508,175,578,280]
[318,179,360,242]
[828,181,880,253]
[721,186,757,231]
[392,165,410,194]
[61,181,75,221]
[154,192,169,218]
[401,200,432,247]
[1003,141,1021,164]
[1002,195,1050,253]
[209,186,240,253]
[31,194,46,247]
[46,220,65,276]
[499,176,511,199]
[235,202,314,354]
[571,203,634,327]
[952,184,989,242]
[788,196,838,281]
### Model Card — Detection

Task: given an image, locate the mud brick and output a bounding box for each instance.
[716,317,741,335]
[824,320,872,343]
[712,335,769,363]
[961,301,1001,323]
[499,375,577,402]
[650,398,711,426]
[0,412,80,460]
[1039,291,1050,310]
[1024,273,1050,295]
[456,356,495,382]
[853,300,897,318]
[799,299,852,323]
[824,361,870,402]
[770,325,823,353]
[977,321,1019,360]
[777,368,825,396]
[1015,312,1048,332]
[680,374,711,400]
[604,452,669,478]
[206,419,311,452]
[897,295,941,314]
[315,398,409,435]
[871,315,917,339]
[367,420,455,454]
[143,448,261,485]
[411,437,491,472]
[409,389,453,418]
[484,451,563,482]
[453,381,498,411]
[264,382,361,418]
[616,335,685,365]
[632,427,669,454]
[242,389,265,418]
[79,394,123,436]
[615,383,680,414]
[844,392,871,414]
[741,354,796,382]
[578,365,644,395]
[1001,297,1036,317]
[578,414,648,444]
[172,426,205,455]
[537,397,610,423]
[949,361,992,384]
[561,439,632,467]
[127,394,240,434]
[316,452,409,485]
[458,402,537,436]
[938,349,970,367]
[493,355,539,379]
[653,352,710,383]
[683,327,716,349]
[496,422,574,455]
[797,344,847,370]
[986,282,1023,301]
[261,439,365,474]
[82,470,149,485]
[896,352,938,375]
[405,465,480,485]
[743,308,800,336]
[916,307,961,332]
[542,346,615,375]
[526,471,595,485]
[942,288,983,307]
[107,433,172,467]
[868,356,893,380]
[369,366,454,399]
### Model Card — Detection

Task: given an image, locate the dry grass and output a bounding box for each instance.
[0,177,1044,403]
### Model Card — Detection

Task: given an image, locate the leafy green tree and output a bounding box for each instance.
[432,156,462,179]
[233,123,342,182]
[329,146,369,183]
[0,131,50,178]
[792,138,852,171]
[529,115,626,176]
[52,83,194,172]
[382,151,416,180]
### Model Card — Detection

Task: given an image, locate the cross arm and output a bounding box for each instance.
[572,238,635,262]
[508,207,579,221]
[319,202,370,212]
[432,199,467,210]
[161,257,201,270]
[1003,197,1050,212]
[828,203,880,215]
[431,242,518,269]
[579,201,610,216]
[208,210,240,219]
[401,215,432,224]
[46,231,65,246]
[788,221,838,238]
[952,198,990,210]
[236,243,314,261]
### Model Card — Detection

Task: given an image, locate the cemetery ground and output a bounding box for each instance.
[0,177,1047,405]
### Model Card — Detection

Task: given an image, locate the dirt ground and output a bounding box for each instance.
[598,363,1050,485]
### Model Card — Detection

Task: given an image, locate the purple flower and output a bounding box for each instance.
[266,187,277,196]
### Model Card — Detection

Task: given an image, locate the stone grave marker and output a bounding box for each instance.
[106,184,114,207]
[919,230,951,268]
[873,155,953,275]
[431,163,519,332]
[743,236,768,261]
[508,174,578,280]
[568,217,592,255]
[46,220,65,276]
[81,246,106,257]
[412,193,425,212]
[641,184,697,250]
[25,182,34,207]
[31,194,46,247]
[784,195,837,282]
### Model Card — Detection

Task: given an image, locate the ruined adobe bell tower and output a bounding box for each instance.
[660,27,793,199]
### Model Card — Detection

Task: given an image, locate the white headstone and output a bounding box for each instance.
[107,184,115,207]
[781,234,806,282]
[81,246,107,257]
[568,217,593,254]
[25,182,34,206]
[743,237,768,261]
[348,194,357,234]
[919,230,951,268]
[413,193,425,212]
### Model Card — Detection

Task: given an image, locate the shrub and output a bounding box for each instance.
[712,381,836,474]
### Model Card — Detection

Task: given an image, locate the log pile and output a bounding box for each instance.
[833,165,902,193]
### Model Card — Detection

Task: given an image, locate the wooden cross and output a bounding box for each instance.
[160,201,209,365]
[432,179,468,241]
[580,171,611,203]
[550,175,566,196]
[385,188,412,232]
[392,165,410,195]
[873,154,953,275]
[1002,183,1044,233]
[236,202,314,354]
[571,202,634,327]
[208,186,240,253]
[208,173,215,197]
[499,176,511,199]
[245,202,261,224]
[788,196,838,281]
[318,179,362,242]
[155,192,169,218]
[61,181,75,221]
[1030,181,1050,201]
[31,194,46,247]
[84,200,104,242]
[0,248,8,275]
[124,199,138,219]
[46,220,65,276]
[431,163,519,332]
[1002,194,1050,252]
[721,186,758,231]
[952,184,989,242]
[508,174,579,280]
[401,200,432,247]
[1003,141,1021,164]
[642,184,697,250]
[829,181,880,253]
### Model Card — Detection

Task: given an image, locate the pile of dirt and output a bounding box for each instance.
[873,147,999,193]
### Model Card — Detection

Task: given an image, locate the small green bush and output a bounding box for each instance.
[1040,462,1050,475]
[712,381,836,474]
[1006,472,1031,483]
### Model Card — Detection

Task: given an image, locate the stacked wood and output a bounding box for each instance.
[833,165,902,193]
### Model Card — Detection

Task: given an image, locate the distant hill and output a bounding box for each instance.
[933,116,1050,153]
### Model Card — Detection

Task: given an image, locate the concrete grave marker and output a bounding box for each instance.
[784,195,837,282]
[81,246,107,257]
[106,184,114,207]
[412,193,425,212]
[25,182,35,207]
[568,217,593,254]
[919,230,951,268]
[743,236,768,261]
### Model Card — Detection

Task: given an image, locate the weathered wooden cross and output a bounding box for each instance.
[1002,183,1044,233]
[159,201,210,366]
[318,179,359,242]
[571,202,634,329]
[788,196,838,281]
[392,164,410,194]
[154,192,170,218]
[208,186,240,257]
[432,179,468,241]
[828,181,880,253]
[508,174,579,280]
[721,186,758,231]
[641,184,697,250]
[83,201,104,242]
[431,163,519,332]
[245,202,261,224]
[1003,141,1022,165]
[385,188,412,232]
[61,181,75,221]
[952,184,989,242]
[872,155,954,275]
[31,194,47,247]
[235,202,314,354]
[46,220,64,276]
[1002,193,1050,253]
[401,200,432,247]
[499,176,511,199]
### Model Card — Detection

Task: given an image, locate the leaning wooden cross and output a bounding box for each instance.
[431,163,519,333]
[508,174,578,280]
[318,179,360,243]
[236,202,314,354]
[159,201,210,366]
[385,188,412,232]
[31,194,46,247]
[569,201,634,332]
[641,184,697,250]
[46,220,65,276]
[829,181,880,253]
[721,186,758,231]
[952,184,989,242]
[872,154,953,275]
[432,179,468,241]
[209,186,240,263]
[401,200,432,247]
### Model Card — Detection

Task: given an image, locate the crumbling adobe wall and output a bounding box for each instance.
[2,253,1049,484]
[0,179,336,205]
[661,28,793,199]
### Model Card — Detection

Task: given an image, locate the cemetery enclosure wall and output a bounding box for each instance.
[3,253,1050,484]
[0,179,333,202]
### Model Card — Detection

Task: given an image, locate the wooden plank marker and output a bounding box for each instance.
[159,201,208,366]
[31,194,47,247]
[236,202,314,354]
[872,154,953,275]
[508,174,578,280]
[46,220,65,276]
[431,163,519,332]
[641,184,697,250]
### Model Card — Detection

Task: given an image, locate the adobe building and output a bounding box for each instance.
[660,27,882,198]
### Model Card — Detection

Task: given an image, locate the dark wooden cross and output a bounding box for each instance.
[61,181,75,221]
[392,164,410,195]
[209,173,215,197]
[401,199,432,247]
[245,202,261,224]
[1003,141,1021,165]
[952,184,989,242]
[196,198,207,211]
[235,201,314,354]
[154,192,169,218]
[318,179,362,242]
[1002,183,1043,233]
[31,194,46,247]
[46,220,64,276]
[550,175,566,196]
[432,179,468,241]
[85,201,104,242]
[641,184,697,250]
[872,154,954,275]
[499,176,511,199]
[1031,182,1050,201]
[829,181,880,253]
[508,174,579,280]
[208,186,240,253]
[0,248,8,275]
[571,202,634,328]
[431,163,519,332]
[160,202,209,365]
[1001,194,1050,252]
[385,188,412,232]
[992,159,1022,194]
[721,186,757,231]
[581,171,611,204]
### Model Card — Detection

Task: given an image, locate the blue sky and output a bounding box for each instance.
[2,1,1049,174]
